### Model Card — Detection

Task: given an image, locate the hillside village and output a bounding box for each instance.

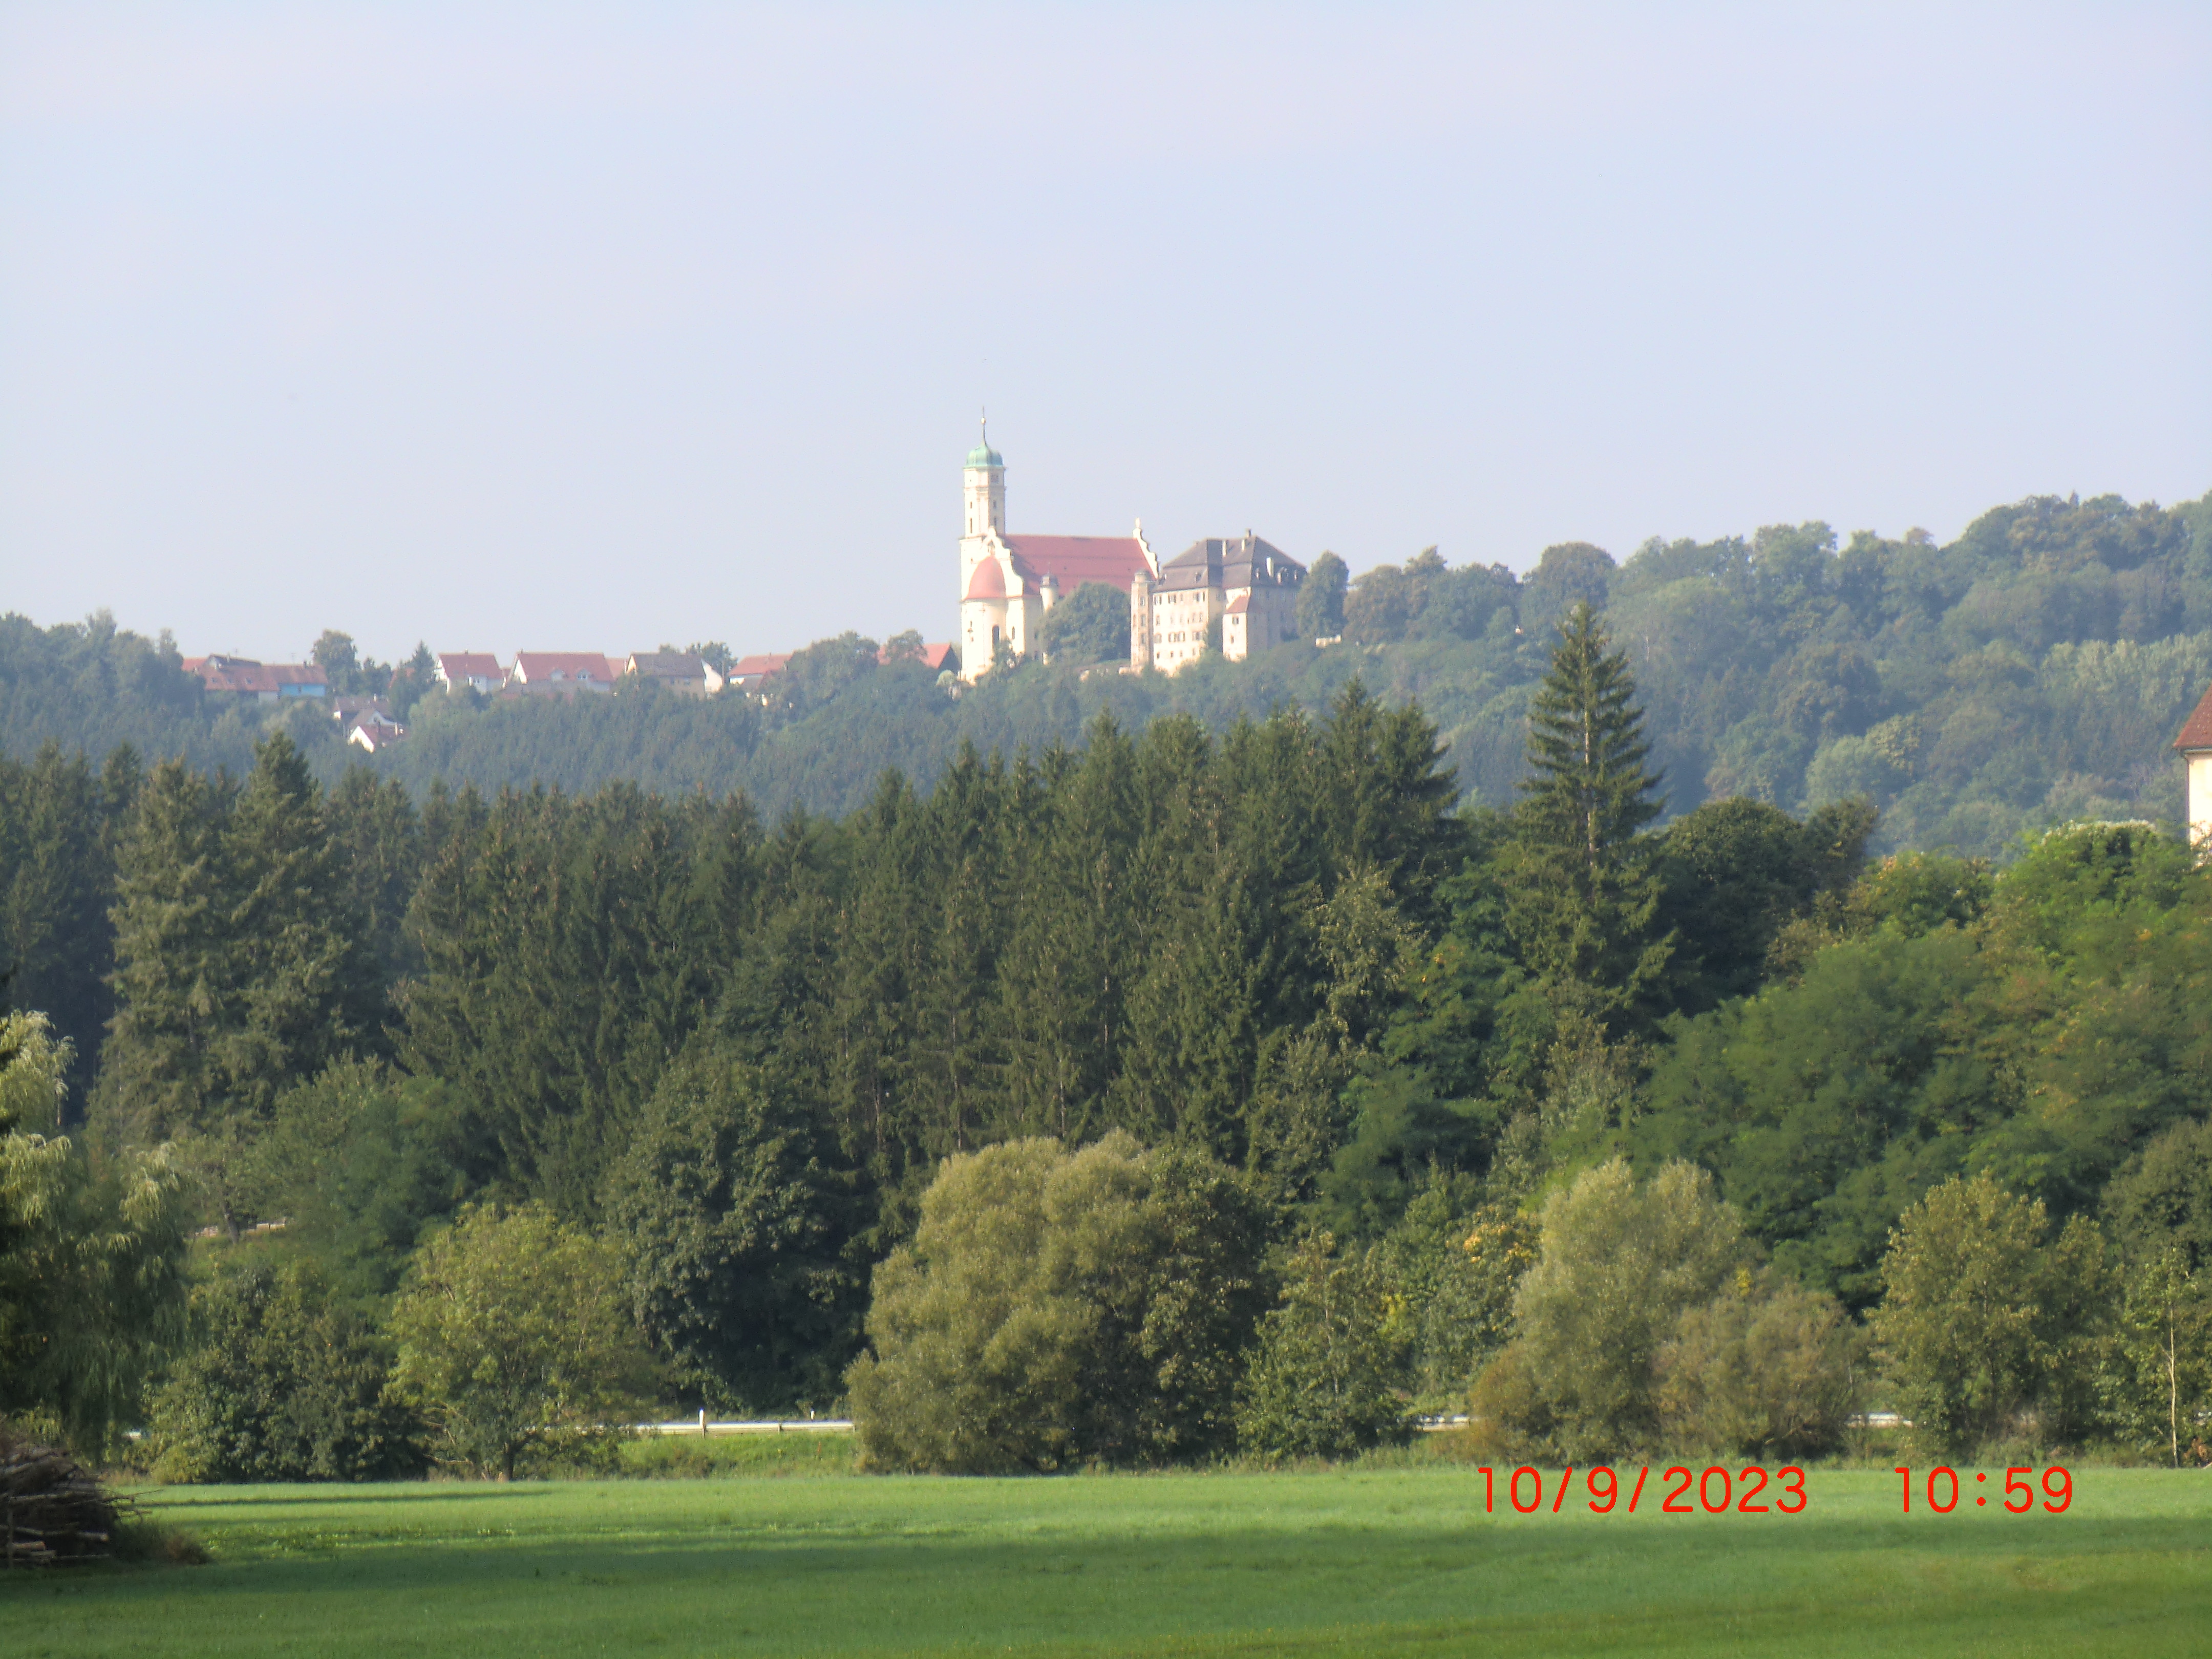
[183,641,959,754]
[177,430,1332,752]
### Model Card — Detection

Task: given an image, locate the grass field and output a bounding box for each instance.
[5,1453,2208,1657]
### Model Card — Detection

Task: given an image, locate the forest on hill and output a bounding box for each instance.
[2,488,2207,857]
[4,593,2209,1478]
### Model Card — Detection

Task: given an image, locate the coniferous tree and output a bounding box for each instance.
[1506,601,1671,1023]
[327,768,423,989]
[95,758,237,1144]
[996,718,1143,1143]
[0,746,117,1099]
[221,732,380,1116]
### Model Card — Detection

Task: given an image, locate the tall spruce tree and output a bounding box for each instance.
[95,758,237,1143]
[1506,601,1671,1023]
[221,733,381,1116]
[0,746,117,1100]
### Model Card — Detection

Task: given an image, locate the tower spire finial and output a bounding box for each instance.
[980,406,988,446]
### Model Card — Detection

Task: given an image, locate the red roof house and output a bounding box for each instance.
[183,655,330,701]
[726,653,792,688]
[510,652,621,693]
[436,652,506,693]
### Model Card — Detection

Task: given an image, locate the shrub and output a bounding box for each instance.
[1469,1159,1747,1461]
[388,1203,656,1479]
[150,1257,420,1482]
[1236,1232,1408,1460]
[1655,1270,1865,1459]
[846,1134,1267,1473]
[1871,1172,2109,1456]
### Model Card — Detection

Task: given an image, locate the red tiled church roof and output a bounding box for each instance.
[1004,535,1151,594]
[2176,682,2212,752]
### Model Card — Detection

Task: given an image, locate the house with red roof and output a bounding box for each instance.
[2176,679,2212,850]
[183,654,330,701]
[436,652,505,694]
[511,652,622,693]
[726,653,792,690]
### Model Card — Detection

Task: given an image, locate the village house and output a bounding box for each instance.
[183,654,330,700]
[509,652,622,694]
[435,652,505,694]
[348,717,407,754]
[624,652,725,697]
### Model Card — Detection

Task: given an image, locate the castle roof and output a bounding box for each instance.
[1004,535,1151,594]
[1156,534,1304,594]
[2176,682,2212,752]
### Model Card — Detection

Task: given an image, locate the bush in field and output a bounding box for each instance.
[846,1134,1268,1473]
[388,1203,656,1479]
[1654,1270,1865,1459]
[1235,1232,1408,1459]
[151,1257,421,1481]
[1468,1160,1748,1461]
[1872,1172,2109,1456]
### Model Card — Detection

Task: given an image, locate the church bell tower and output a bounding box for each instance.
[963,416,1005,540]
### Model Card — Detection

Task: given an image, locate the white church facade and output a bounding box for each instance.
[955,430,1307,681]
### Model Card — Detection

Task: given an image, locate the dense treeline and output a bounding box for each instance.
[6,489,2207,855]
[2,550,2209,1474]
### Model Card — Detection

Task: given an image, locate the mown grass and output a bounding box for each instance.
[4,1463,2206,1657]
[614,1430,859,1479]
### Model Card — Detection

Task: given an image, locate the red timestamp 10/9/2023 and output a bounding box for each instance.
[1897,1466,2072,1513]
[1476,1465,1808,1515]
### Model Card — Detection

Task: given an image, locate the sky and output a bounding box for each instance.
[2,3,2207,665]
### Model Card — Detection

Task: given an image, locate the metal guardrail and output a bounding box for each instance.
[637,1416,854,1436]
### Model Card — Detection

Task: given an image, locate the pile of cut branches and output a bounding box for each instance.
[2,1425,124,1566]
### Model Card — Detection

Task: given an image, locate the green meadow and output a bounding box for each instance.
[5,1458,2207,1658]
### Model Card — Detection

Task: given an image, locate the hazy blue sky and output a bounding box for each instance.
[3,3,2206,664]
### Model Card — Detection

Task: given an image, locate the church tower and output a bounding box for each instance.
[963,420,1005,539]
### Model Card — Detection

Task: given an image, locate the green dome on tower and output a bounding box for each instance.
[966,413,1003,469]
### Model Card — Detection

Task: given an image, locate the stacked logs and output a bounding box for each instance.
[2,1430,122,1566]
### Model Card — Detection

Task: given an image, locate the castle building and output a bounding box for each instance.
[1130,533,1305,674]
[955,430,1307,679]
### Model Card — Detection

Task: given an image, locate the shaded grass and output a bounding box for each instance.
[3,1467,2206,1656]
